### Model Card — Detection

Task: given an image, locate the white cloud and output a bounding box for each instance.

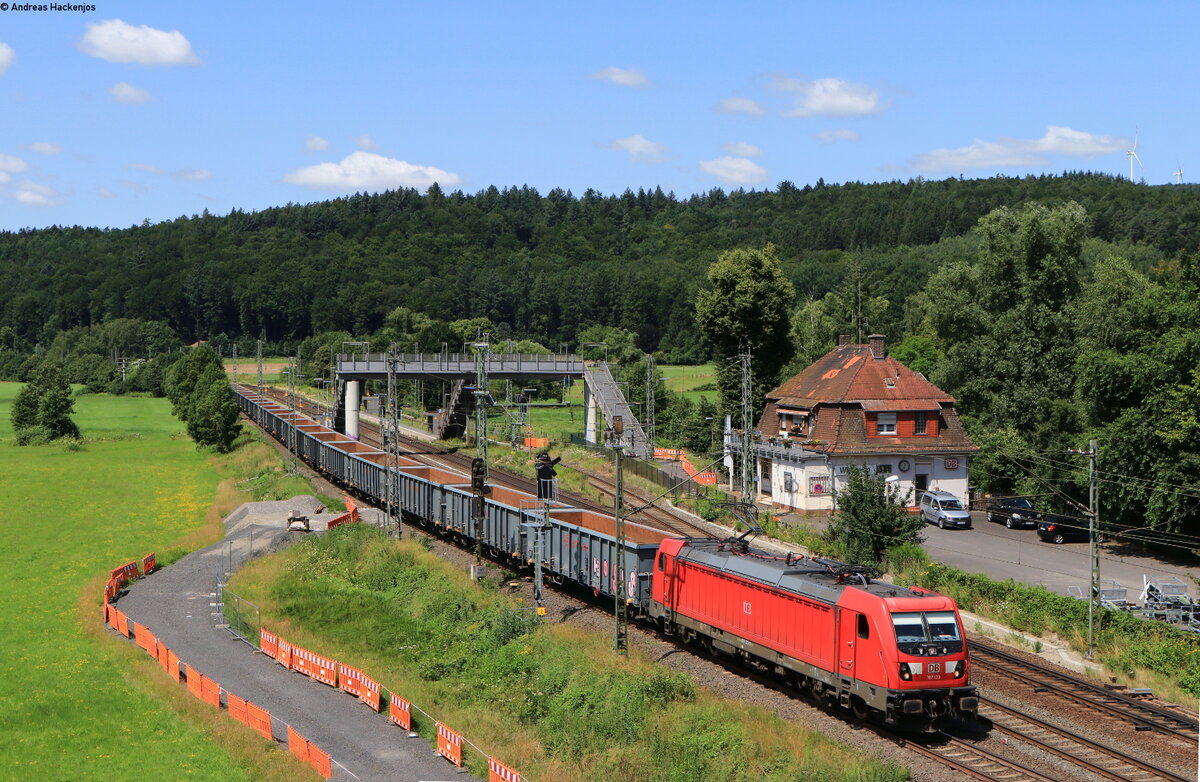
[912,125,1129,171]
[110,82,153,104]
[0,172,9,184]
[126,162,211,181]
[283,151,461,192]
[0,43,14,76]
[97,187,117,199]
[14,181,61,207]
[699,156,768,185]
[355,134,378,152]
[816,129,860,143]
[778,77,883,118]
[29,142,62,155]
[305,136,329,153]
[78,19,199,66]
[0,154,28,173]
[588,66,650,87]
[605,134,668,164]
[722,141,761,157]
[716,97,765,117]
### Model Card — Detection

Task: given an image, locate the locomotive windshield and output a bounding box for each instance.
[891,611,963,655]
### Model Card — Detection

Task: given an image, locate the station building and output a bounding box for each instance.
[747,335,978,513]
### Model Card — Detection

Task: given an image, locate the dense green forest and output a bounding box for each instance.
[1,172,1197,358]
[2,172,1197,540]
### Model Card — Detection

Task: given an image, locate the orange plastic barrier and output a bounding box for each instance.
[436,722,463,767]
[388,694,412,730]
[287,725,308,762]
[287,726,331,778]
[110,561,140,585]
[291,646,338,687]
[260,628,279,658]
[162,646,180,682]
[337,663,381,711]
[186,664,203,699]
[308,744,332,778]
[227,692,248,725]
[489,757,521,782]
[134,622,157,655]
[246,701,273,740]
[654,448,685,461]
[141,552,156,575]
[114,609,131,637]
[276,638,294,669]
[327,496,362,529]
[103,601,111,625]
[523,437,549,448]
[104,578,119,604]
[200,674,221,708]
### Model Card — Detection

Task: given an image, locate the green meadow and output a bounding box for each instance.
[0,384,293,781]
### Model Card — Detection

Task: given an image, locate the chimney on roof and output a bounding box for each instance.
[838,334,850,347]
[868,334,886,359]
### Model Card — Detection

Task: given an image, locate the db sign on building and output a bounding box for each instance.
[944,458,959,470]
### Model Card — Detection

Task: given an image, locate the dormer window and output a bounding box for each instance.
[778,410,808,436]
[884,377,895,388]
[914,411,927,435]
[876,413,896,435]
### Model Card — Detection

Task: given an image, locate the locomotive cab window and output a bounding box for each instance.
[857,613,870,639]
[658,553,665,570]
[891,611,963,654]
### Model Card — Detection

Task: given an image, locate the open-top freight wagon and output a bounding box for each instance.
[235,385,977,729]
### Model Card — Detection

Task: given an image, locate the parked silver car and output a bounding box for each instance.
[919,490,972,529]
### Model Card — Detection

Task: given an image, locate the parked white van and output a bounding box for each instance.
[919,490,972,529]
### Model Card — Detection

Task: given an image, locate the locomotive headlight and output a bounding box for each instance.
[952,660,965,678]
[899,663,912,681]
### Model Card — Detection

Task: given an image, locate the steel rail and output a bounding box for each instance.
[970,640,1198,741]
[981,697,1192,782]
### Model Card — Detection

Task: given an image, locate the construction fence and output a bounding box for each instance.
[104,548,525,782]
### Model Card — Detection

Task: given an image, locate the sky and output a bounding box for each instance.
[0,1,1195,231]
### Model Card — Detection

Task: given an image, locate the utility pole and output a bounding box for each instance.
[613,443,628,654]
[740,350,755,509]
[384,343,402,539]
[1068,440,1100,659]
[256,340,263,393]
[285,357,298,476]
[472,341,491,564]
[232,343,238,384]
[645,355,656,451]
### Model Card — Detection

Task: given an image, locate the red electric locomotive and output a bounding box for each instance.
[648,538,977,729]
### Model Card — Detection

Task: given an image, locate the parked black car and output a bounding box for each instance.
[986,496,1039,529]
[1036,515,1102,544]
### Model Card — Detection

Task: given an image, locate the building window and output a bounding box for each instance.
[875,464,892,476]
[914,412,927,435]
[876,413,896,435]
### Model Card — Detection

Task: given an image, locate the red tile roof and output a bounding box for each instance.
[768,343,954,409]
[758,342,977,456]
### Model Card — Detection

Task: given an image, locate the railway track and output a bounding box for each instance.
[900,733,1062,782]
[260,387,713,539]
[979,697,1192,782]
[970,638,1199,743]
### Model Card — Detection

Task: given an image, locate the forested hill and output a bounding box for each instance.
[2,172,1196,357]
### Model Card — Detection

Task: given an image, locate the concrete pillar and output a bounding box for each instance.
[345,380,361,440]
[584,380,599,446]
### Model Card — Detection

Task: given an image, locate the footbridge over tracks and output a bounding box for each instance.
[334,352,651,458]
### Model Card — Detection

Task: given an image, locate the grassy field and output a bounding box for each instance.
[0,384,304,781]
[660,363,717,404]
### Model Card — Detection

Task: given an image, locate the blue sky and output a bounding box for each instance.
[0,1,1194,231]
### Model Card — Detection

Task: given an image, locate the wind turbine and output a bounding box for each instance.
[1126,131,1142,182]
[1174,162,1184,184]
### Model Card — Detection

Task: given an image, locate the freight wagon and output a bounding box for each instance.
[234,385,977,729]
